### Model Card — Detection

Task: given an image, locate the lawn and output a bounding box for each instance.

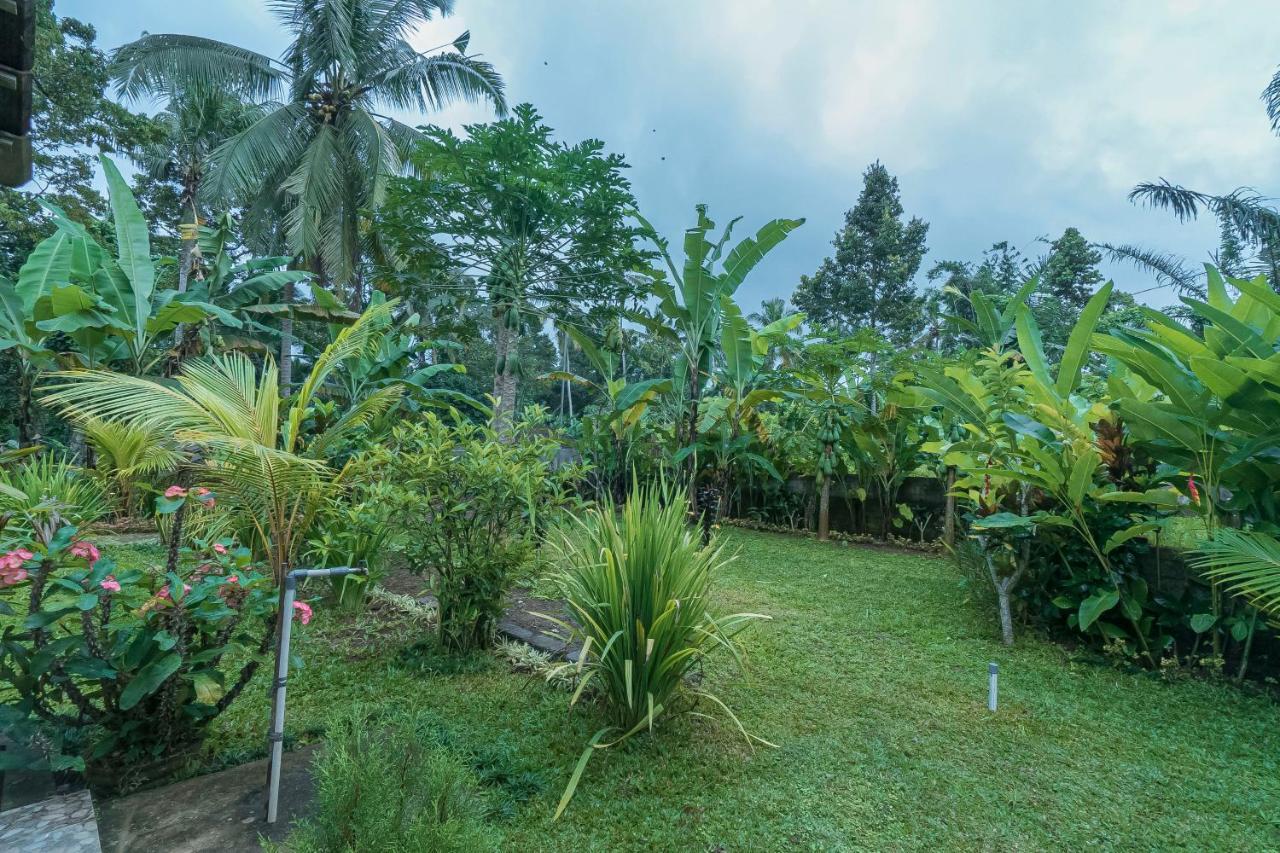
[174,531,1280,849]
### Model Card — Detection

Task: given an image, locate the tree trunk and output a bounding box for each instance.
[818,477,831,541]
[491,311,519,434]
[17,366,35,447]
[943,465,957,547]
[173,184,199,355]
[995,579,1015,646]
[279,280,295,396]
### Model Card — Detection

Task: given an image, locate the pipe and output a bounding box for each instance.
[266,566,367,824]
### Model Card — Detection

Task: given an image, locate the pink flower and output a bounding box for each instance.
[164,485,188,499]
[0,567,28,586]
[212,543,228,555]
[292,601,313,625]
[0,549,33,571]
[157,583,192,600]
[225,575,239,584]
[69,541,101,564]
[1188,476,1201,506]
[194,488,211,497]
[100,576,121,592]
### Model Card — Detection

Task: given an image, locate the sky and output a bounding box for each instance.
[63,0,1280,312]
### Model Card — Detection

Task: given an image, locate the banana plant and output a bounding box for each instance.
[15,156,248,375]
[677,298,803,518]
[632,204,803,507]
[544,322,672,436]
[542,322,671,501]
[176,213,315,357]
[0,277,66,445]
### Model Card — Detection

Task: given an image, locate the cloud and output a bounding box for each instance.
[67,0,1280,309]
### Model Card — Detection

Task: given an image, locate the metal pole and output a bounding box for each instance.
[266,567,367,823]
[988,662,998,712]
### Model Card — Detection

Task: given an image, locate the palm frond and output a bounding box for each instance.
[1263,64,1280,133]
[1095,243,1206,298]
[282,124,345,276]
[370,45,507,115]
[1131,181,1280,245]
[285,299,400,452]
[111,34,285,102]
[1192,529,1280,618]
[205,103,311,204]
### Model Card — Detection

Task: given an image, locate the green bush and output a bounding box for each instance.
[358,410,579,651]
[276,707,498,853]
[547,481,770,818]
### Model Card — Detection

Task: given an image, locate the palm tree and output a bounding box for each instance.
[111,0,507,389]
[1117,68,1280,293]
[42,300,404,583]
[132,86,265,297]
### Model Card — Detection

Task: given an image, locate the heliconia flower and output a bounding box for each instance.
[164,485,188,499]
[100,576,121,592]
[1188,477,1201,505]
[293,601,313,625]
[212,543,228,555]
[69,541,101,564]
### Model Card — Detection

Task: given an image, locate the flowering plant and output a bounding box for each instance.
[0,496,289,784]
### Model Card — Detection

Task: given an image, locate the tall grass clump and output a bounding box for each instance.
[275,707,498,853]
[548,481,771,818]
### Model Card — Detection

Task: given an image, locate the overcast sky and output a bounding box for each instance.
[64,0,1280,311]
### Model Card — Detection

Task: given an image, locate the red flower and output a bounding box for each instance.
[164,485,188,499]
[1188,477,1201,505]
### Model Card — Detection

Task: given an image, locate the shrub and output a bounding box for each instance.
[0,487,281,787]
[304,481,396,611]
[359,411,579,651]
[275,707,498,853]
[547,482,770,818]
[0,455,111,535]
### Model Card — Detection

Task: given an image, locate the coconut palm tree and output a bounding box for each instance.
[132,86,266,296]
[111,0,507,388]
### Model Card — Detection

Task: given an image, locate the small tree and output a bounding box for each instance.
[361,411,579,650]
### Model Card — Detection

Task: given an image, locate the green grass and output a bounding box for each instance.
[194,533,1280,848]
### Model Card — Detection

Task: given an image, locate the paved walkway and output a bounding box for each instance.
[0,790,101,852]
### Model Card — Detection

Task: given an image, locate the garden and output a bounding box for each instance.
[3,1,1280,850]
